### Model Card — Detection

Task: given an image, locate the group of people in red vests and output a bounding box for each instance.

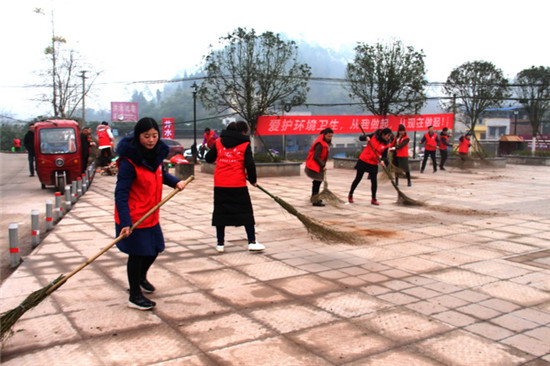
[304,124,472,207]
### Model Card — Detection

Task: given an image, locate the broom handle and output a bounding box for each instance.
[46,175,195,294]
[358,125,399,189]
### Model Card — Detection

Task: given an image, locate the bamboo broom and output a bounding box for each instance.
[256,184,361,244]
[316,170,345,205]
[358,126,424,206]
[0,175,195,340]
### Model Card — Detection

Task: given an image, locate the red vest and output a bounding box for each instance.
[115,158,163,229]
[359,135,388,165]
[459,136,471,154]
[13,138,21,147]
[394,134,409,158]
[305,135,329,173]
[214,139,249,187]
[424,133,437,151]
[204,131,217,148]
[97,126,112,148]
[439,134,449,150]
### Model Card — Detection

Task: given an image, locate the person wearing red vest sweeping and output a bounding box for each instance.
[97,121,114,167]
[458,131,472,162]
[115,117,188,310]
[205,121,265,254]
[305,128,334,207]
[438,127,453,171]
[348,128,393,205]
[420,125,439,173]
[390,124,412,187]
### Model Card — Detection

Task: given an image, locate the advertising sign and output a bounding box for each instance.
[110,102,139,122]
[162,118,175,139]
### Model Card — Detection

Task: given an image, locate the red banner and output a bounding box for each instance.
[162,118,175,139]
[256,114,454,136]
[111,102,139,122]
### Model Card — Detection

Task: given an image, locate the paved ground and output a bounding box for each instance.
[1,161,549,365]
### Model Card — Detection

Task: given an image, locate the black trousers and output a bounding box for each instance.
[421,150,437,172]
[127,254,157,296]
[349,170,378,200]
[439,150,448,168]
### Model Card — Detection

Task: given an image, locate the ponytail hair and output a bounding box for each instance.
[320,128,334,135]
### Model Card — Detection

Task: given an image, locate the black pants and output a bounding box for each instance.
[439,150,448,169]
[395,171,411,186]
[349,170,378,200]
[311,180,322,196]
[28,153,35,176]
[127,254,157,296]
[421,150,437,172]
[99,148,112,167]
[216,225,256,244]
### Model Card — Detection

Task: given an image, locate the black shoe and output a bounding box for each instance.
[29,174,34,177]
[312,201,325,207]
[420,169,424,173]
[140,279,155,293]
[408,181,412,187]
[128,294,156,310]
[440,167,446,171]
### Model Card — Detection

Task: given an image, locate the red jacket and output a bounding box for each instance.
[97,125,113,149]
[214,139,249,187]
[114,158,163,229]
[305,135,329,173]
[359,135,389,165]
[203,130,218,149]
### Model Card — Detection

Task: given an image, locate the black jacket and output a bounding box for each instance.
[24,131,34,155]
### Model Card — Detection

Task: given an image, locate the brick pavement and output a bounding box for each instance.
[1,163,549,365]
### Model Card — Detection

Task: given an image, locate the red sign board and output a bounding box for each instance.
[111,102,139,122]
[162,118,175,139]
[256,114,454,136]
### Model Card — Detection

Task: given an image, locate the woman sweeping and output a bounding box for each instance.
[304,128,334,207]
[115,117,188,310]
[348,128,393,205]
[205,121,265,253]
[391,124,412,187]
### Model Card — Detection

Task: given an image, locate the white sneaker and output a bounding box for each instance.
[248,242,265,251]
[216,244,225,253]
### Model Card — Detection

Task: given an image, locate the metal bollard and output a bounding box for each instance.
[54,192,63,222]
[71,181,78,204]
[81,173,87,193]
[45,200,53,231]
[9,223,20,268]
[76,177,82,198]
[31,209,40,248]
[64,185,72,211]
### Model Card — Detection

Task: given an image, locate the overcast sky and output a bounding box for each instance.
[1,0,548,120]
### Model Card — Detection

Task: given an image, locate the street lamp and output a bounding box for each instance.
[513,110,519,136]
[191,82,198,164]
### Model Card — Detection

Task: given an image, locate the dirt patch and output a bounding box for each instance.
[353,228,397,238]
[427,205,497,216]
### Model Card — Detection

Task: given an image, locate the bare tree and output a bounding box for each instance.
[34,7,99,121]
[198,27,311,136]
[346,40,427,117]
[516,66,550,153]
[444,61,509,133]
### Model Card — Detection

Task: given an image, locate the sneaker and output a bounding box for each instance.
[216,244,225,253]
[140,279,155,293]
[440,167,446,171]
[248,242,265,251]
[312,201,325,207]
[420,169,424,173]
[348,195,354,204]
[128,294,156,310]
[371,199,380,206]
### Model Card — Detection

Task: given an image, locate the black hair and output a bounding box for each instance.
[234,121,250,134]
[101,121,108,126]
[134,117,160,137]
[134,117,161,166]
[398,124,406,132]
[320,128,334,135]
[204,127,210,133]
[428,125,433,129]
[442,127,448,132]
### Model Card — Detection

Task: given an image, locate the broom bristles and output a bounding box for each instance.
[257,185,361,244]
[316,172,345,205]
[1,275,65,340]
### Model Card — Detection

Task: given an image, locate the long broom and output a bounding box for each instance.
[0,175,195,340]
[358,126,424,206]
[256,184,361,244]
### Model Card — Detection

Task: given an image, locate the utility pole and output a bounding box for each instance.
[191,82,198,164]
[79,70,88,127]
